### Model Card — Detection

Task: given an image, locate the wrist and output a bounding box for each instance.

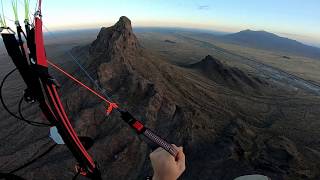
[152,174,176,180]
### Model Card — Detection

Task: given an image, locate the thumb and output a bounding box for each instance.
[172,144,182,158]
[176,148,186,171]
[176,146,184,160]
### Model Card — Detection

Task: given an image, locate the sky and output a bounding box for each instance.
[1,0,320,47]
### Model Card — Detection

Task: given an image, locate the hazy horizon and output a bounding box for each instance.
[1,0,319,47]
[43,26,320,49]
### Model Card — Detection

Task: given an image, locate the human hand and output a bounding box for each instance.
[150,144,185,180]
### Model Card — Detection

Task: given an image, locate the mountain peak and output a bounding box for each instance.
[89,16,139,62]
[241,29,265,32]
[199,55,223,67]
[222,29,320,59]
[115,16,131,28]
[238,29,273,36]
[241,29,253,32]
[189,55,266,90]
[189,55,224,74]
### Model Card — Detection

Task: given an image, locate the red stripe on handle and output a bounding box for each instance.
[132,121,144,132]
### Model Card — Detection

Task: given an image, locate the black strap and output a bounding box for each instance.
[1,33,41,102]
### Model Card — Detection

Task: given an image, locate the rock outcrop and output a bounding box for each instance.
[189,55,267,92]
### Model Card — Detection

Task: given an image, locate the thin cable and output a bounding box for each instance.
[18,0,114,103]
[25,0,120,115]
[11,0,19,22]
[33,0,38,18]
[37,0,41,12]
[4,1,118,114]
[17,0,33,24]
[24,0,30,21]
[42,25,113,102]
[0,68,21,120]
[4,15,15,23]
[18,96,52,126]
[0,14,5,28]
[48,60,116,107]
[0,0,7,27]
[0,68,51,127]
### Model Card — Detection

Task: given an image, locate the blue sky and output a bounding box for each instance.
[1,0,320,46]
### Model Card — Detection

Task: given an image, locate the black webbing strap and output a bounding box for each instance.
[1,33,41,102]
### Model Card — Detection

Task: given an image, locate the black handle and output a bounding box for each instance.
[120,111,178,157]
[143,128,178,157]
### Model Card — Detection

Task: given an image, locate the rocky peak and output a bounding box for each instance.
[89,16,139,62]
[197,55,224,70]
[190,55,267,91]
[189,55,225,75]
[114,16,133,32]
[87,16,158,101]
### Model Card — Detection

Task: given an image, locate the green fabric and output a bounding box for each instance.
[0,0,6,27]
[0,14,5,27]
[24,0,30,21]
[12,0,18,22]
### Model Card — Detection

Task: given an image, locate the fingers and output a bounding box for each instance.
[178,150,185,171]
[172,144,184,160]
[172,144,183,153]
[172,144,178,149]
[153,147,164,153]
[150,147,171,160]
[173,145,185,172]
[150,147,162,159]
[177,148,185,162]
[150,144,185,163]
[149,144,186,177]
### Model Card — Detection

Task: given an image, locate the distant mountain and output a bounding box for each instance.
[189,55,267,92]
[221,30,320,59]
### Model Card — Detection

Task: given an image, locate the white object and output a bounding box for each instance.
[49,126,65,144]
[234,175,270,180]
